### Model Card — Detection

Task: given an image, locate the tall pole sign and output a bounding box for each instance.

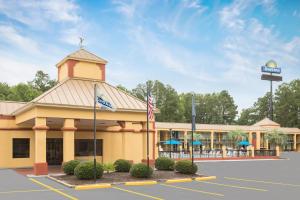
[261,60,282,120]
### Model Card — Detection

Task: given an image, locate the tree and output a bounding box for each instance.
[0,82,11,100]
[237,92,270,125]
[131,80,183,122]
[274,79,300,128]
[29,70,57,92]
[180,91,237,124]
[265,129,288,149]
[116,84,133,95]
[7,83,41,102]
[225,130,248,149]
[238,79,300,128]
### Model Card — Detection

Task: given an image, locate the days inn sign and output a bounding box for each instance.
[261,60,281,74]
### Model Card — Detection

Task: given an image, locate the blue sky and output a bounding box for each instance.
[0,0,299,113]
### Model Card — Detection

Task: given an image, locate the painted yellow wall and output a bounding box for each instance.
[0,130,35,168]
[58,63,68,82]
[73,62,102,81]
[16,106,148,124]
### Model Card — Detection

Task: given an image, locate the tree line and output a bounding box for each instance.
[0,71,56,102]
[0,71,299,128]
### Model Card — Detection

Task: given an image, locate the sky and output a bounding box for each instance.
[0,0,299,113]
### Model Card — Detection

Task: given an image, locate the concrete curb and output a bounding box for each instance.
[125,181,157,186]
[47,175,75,188]
[165,178,193,183]
[195,176,217,181]
[75,184,112,190]
[47,175,216,190]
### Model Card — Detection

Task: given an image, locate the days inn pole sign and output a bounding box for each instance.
[260,60,282,120]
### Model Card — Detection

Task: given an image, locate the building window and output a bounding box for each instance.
[75,139,103,156]
[13,138,30,158]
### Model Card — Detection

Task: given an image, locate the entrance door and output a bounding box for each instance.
[46,138,63,165]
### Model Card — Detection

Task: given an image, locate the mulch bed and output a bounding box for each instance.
[51,171,203,185]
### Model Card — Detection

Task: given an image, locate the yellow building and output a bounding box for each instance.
[156,118,300,154]
[1,48,300,174]
[0,49,156,175]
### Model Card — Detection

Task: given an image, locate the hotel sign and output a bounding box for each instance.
[261,66,281,74]
[261,74,282,82]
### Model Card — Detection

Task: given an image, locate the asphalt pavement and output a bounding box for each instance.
[0,152,299,200]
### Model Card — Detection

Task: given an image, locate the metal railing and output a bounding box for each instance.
[254,150,276,156]
[226,149,251,157]
[158,149,223,159]
[158,149,277,159]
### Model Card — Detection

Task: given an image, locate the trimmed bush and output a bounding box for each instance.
[175,160,198,174]
[74,161,104,180]
[103,163,115,173]
[155,157,175,171]
[130,163,153,178]
[114,159,132,172]
[62,160,80,175]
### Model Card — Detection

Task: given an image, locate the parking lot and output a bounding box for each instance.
[0,152,299,200]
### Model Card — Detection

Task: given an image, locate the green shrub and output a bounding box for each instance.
[103,163,115,173]
[114,159,132,172]
[155,157,175,171]
[62,160,80,175]
[175,160,198,174]
[130,163,153,178]
[74,161,104,180]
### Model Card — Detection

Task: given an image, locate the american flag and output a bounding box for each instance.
[148,92,154,120]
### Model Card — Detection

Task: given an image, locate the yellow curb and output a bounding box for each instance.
[125,181,157,186]
[75,184,112,190]
[195,176,217,181]
[165,178,193,183]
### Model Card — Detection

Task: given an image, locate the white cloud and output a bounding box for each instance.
[0,0,80,28]
[0,0,84,46]
[112,0,146,19]
[0,53,39,85]
[219,0,276,31]
[182,0,207,14]
[129,26,216,82]
[0,25,39,53]
[293,10,300,18]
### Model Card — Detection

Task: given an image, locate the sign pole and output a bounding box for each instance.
[191,94,196,165]
[270,76,273,120]
[93,84,97,182]
[146,87,150,169]
[169,129,172,158]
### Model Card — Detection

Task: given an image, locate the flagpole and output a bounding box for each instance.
[146,86,150,169]
[93,84,97,182]
[192,94,195,165]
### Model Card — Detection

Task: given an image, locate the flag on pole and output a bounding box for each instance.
[147,92,154,120]
[95,85,116,111]
[192,94,196,131]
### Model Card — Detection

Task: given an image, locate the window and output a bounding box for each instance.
[75,139,103,156]
[13,138,30,158]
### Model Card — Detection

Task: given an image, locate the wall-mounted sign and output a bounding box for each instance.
[261,60,281,74]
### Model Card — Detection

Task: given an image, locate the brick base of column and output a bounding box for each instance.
[34,162,48,175]
[141,159,155,166]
